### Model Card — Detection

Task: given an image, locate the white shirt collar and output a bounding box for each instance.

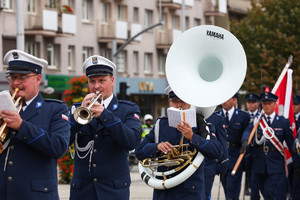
[248,109,258,116]
[295,112,300,120]
[265,111,276,123]
[103,93,113,109]
[22,93,38,111]
[223,106,235,120]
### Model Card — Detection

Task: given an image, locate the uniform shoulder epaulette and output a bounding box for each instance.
[238,109,249,115]
[119,100,136,106]
[158,116,168,120]
[45,98,64,104]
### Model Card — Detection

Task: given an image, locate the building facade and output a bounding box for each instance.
[0,0,250,120]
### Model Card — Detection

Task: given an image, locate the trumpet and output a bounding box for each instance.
[73,91,103,125]
[0,88,23,154]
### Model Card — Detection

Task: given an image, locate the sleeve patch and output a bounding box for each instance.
[62,114,69,121]
[134,113,140,120]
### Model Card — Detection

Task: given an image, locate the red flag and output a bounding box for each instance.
[274,69,296,165]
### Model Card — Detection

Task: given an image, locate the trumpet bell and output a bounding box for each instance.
[166,25,247,108]
[73,107,93,125]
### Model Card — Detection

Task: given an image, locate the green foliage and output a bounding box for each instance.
[231,0,300,94]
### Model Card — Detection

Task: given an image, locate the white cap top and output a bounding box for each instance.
[4,50,47,74]
[82,55,116,77]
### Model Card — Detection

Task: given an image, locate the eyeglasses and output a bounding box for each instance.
[6,74,38,83]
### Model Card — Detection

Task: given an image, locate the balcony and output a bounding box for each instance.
[204,0,227,17]
[98,20,128,43]
[158,0,194,9]
[156,29,181,49]
[25,9,76,37]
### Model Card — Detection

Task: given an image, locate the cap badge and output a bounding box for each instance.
[12,52,19,59]
[92,57,98,64]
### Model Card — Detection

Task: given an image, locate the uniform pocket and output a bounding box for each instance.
[31,179,56,193]
[113,175,130,189]
[70,178,82,190]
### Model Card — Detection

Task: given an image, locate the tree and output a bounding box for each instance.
[231,0,300,94]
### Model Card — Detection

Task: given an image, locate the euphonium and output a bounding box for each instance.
[0,88,23,154]
[73,91,104,125]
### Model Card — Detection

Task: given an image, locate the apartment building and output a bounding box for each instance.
[0,0,250,119]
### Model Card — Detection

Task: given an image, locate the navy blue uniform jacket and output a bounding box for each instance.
[219,109,250,169]
[135,116,222,200]
[205,112,229,175]
[244,114,294,174]
[69,95,141,200]
[0,93,71,200]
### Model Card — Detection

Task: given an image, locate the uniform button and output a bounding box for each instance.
[79,131,82,134]
[124,182,127,186]
[93,149,97,153]
[95,134,98,138]
[192,185,195,189]
[8,161,13,165]
[93,164,96,168]
[10,146,14,150]
[11,131,16,135]
[103,119,107,122]
[8,177,12,181]
[44,187,48,191]
[23,137,27,140]
[93,178,97,182]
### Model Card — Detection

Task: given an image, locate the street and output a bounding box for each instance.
[58,165,251,200]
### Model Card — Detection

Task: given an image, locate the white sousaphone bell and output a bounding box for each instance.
[139,25,247,190]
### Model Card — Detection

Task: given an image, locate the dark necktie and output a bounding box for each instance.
[267,116,271,126]
[225,111,229,123]
[251,113,254,119]
[19,102,26,115]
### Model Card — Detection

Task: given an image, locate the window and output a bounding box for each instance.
[3,0,13,10]
[117,51,126,72]
[144,53,152,73]
[48,0,56,8]
[157,52,166,74]
[194,18,201,27]
[172,15,180,29]
[185,17,190,30]
[205,17,212,25]
[144,9,153,27]
[82,0,90,22]
[132,51,138,73]
[133,7,139,23]
[68,46,75,70]
[27,0,36,13]
[47,43,57,69]
[117,5,126,21]
[100,2,108,23]
[25,42,38,57]
[99,44,111,59]
[82,47,93,63]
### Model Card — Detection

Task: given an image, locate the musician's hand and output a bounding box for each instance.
[0,110,23,130]
[157,141,173,153]
[90,102,104,118]
[240,139,249,154]
[81,93,97,107]
[177,121,193,141]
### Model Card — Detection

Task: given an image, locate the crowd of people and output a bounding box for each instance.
[0,50,299,200]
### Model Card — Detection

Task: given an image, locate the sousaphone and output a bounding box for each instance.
[139,25,247,190]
